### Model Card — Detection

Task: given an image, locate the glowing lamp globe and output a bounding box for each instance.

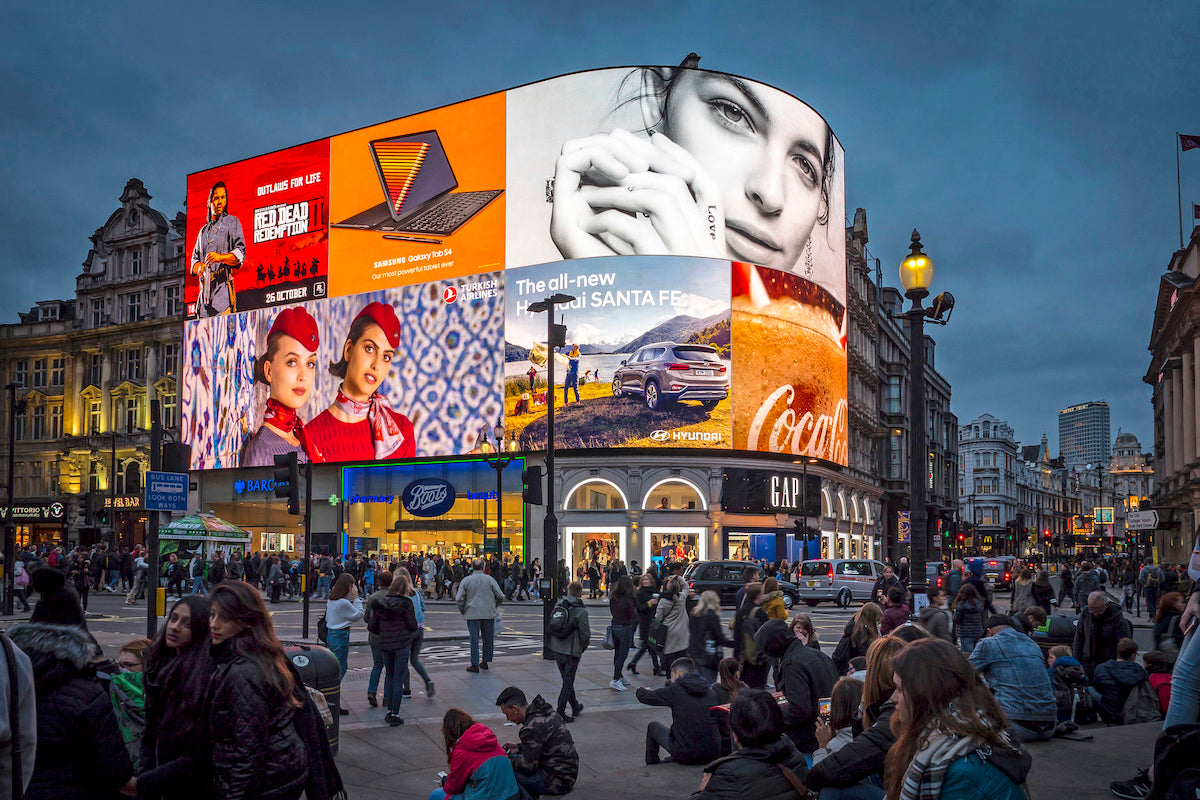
[899,229,934,294]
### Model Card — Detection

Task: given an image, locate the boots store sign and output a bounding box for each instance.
[6,501,66,522]
[402,479,456,517]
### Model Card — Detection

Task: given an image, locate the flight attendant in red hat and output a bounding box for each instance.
[304,301,416,462]
[242,306,325,466]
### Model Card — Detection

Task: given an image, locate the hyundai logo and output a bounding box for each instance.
[650,430,672,442]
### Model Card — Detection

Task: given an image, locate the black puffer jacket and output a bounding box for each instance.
[805,700,895,790]
[8,622,134,800]
[691,737,809,800]
[372,593,418,651]
[207,636,308,800]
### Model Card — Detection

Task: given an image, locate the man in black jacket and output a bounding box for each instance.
[754,619,838,754]
[1073,591,1134,680]
[635,658,722,765]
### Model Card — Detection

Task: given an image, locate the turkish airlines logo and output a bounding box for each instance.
[443,287,458,304]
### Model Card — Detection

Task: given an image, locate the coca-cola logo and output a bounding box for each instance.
[401,478,456,517]
[747,385,848,463]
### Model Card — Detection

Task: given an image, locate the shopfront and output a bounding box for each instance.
[6,500,67,549]
[341,458,527,563]
[103,494,147,551]
[197,468,307,556]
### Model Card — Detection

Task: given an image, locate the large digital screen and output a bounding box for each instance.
[182,65,846,469]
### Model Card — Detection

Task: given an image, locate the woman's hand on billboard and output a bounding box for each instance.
[550,128,724,260]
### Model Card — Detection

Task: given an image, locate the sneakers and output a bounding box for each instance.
[425,680,436,698]
[571,702,584,718]
[402,689,412,698]
[1110,769,1151,799]
[384,712,404,727]
[609,679,628,691]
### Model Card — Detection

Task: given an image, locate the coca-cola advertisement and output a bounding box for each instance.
[731,262,847,464]
[505,255,732,450]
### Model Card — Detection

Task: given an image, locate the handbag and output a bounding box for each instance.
[648,619,670,651]
[602,624,616,650]
[317,615,328,644]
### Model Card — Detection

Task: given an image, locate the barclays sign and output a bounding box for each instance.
[401,478,456,517]
[235,479,277,494]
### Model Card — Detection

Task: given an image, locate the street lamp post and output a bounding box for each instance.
[4,382,28,616]
[479,419,517,560]
[898,230,953,611]
[526,293,576,640]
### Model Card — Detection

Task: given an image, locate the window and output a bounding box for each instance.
[50,404,62,439]
[122,349,143,381]
[888,433,903,479]
[128,249,142,275]
[89,353,103,387]
[50,358,64,387]
[32,405,44,440]
[884,376,901,414]
[161,343,179,377]
[164,284,181,316]
[13,463,25,496]
[14,409,24,441]
[32,359,46,389]
[125,396,139,432]
[161,389,177,428]
[38,305,59,321]
[91,299,104,327]
[126,292,143,322]
[29,461,43,495]
[13,360,27,387]
[88,400,101,434]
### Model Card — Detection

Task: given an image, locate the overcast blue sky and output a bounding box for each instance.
[3,0,1197,453]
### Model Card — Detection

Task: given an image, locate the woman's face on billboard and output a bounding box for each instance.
[659,71,828,271]
[342,321,394,401]
[263,334,316,410]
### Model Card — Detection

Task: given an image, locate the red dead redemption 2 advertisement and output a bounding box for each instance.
[185,139,330,318]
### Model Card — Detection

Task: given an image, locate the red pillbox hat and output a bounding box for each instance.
[268,306,319,352]
[354,301,401,349]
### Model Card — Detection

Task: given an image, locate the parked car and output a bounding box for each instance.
[796,558,891,607]
[964,556,1016,590]
[612,341,730,410]
[926,562,948,590]
[681,561,800,610]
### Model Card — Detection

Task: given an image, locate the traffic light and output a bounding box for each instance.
[521,465,544,505]
[273,452,300,515]
[96,506,109,526]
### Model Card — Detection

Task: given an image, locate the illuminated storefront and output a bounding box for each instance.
[341,458,527,562]
[197,468,308,555]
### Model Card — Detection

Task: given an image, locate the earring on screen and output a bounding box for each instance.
[804,239,814,278]
[545,178,555,204]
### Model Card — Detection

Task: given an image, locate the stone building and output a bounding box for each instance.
[0,179,186,549]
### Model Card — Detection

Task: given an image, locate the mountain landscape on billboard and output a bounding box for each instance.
[503,311,729,363]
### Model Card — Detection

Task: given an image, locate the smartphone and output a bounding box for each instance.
[818,697,831,717]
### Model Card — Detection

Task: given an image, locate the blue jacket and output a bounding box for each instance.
[939,753,1026,800]
[449,755,520,800]
[970,628,1056,723]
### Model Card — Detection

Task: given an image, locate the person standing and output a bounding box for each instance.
[324,573,364,700]
[189,553,206,596]
[546,581,590,721]
[396,570,435,699]
[953,584,986,655]
[457,558,505,674]
[1140,559,1165,618]
[362,568,392,708]
[654,574,691,674]
[165,552,186,599]
[687,590,731,684]
[608,575,638,691]
[1031,570,1055,615]
[627,572,664,677]
[373,573,419,726]
[68,552,92,612]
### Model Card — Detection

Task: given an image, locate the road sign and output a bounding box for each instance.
[1126,510,1159,530]
[1094,507,1114,525]
[145,471,189,512]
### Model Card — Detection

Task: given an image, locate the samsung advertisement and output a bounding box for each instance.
[182,65,847,469]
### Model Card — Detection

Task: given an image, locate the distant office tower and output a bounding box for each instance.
[1058,401,1111,468]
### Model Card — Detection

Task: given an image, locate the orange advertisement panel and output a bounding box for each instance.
[184,139,330,318]
[327,91,505,296]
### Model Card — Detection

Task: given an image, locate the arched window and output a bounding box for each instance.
[643,478,706,511]
[564,479,628,510]
[123,462,141,495]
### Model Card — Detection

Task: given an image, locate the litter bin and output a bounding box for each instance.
[1030,613,1078,659]
[285,644,342,754]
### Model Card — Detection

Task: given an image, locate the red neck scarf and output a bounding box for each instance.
[332,387,406,459]
[262,399,322,462]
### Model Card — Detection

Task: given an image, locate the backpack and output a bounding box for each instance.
[741,607,767,665]
[1074,571,1099,599]
[1146,568,1162,588]
[1122,680,1165,725]
[1052,663,1096,724]
[548,601,576,639]
[1147,724,1200,800]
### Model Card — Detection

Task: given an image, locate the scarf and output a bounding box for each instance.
[899,707,1020,800]
[262,398,323,462]
[332,386,406,459]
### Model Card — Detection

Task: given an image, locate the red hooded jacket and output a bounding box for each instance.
[444,723,506,795]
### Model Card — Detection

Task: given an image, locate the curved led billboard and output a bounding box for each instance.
[182,64,846,469]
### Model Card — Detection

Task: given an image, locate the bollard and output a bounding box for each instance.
[156,587,167,617]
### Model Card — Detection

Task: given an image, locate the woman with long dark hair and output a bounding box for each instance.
[885,638,1029,799]
[608,574,638,690]
[627,572,664,677]
[206,581,309,800]
[429,708,521,800]
[373,568,419,726]
[131,596,216,800]
[325,572,363,683]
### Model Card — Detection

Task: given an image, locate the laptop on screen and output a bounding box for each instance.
[333,130,502,236]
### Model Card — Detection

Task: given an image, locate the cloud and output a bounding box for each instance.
[671,292,728,320]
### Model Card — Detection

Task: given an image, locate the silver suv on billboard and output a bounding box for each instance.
[611,341,730,411]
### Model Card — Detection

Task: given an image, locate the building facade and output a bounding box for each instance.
[0,179,186,550]
[1058,400,1112,469]
[1145,226,1200,564]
